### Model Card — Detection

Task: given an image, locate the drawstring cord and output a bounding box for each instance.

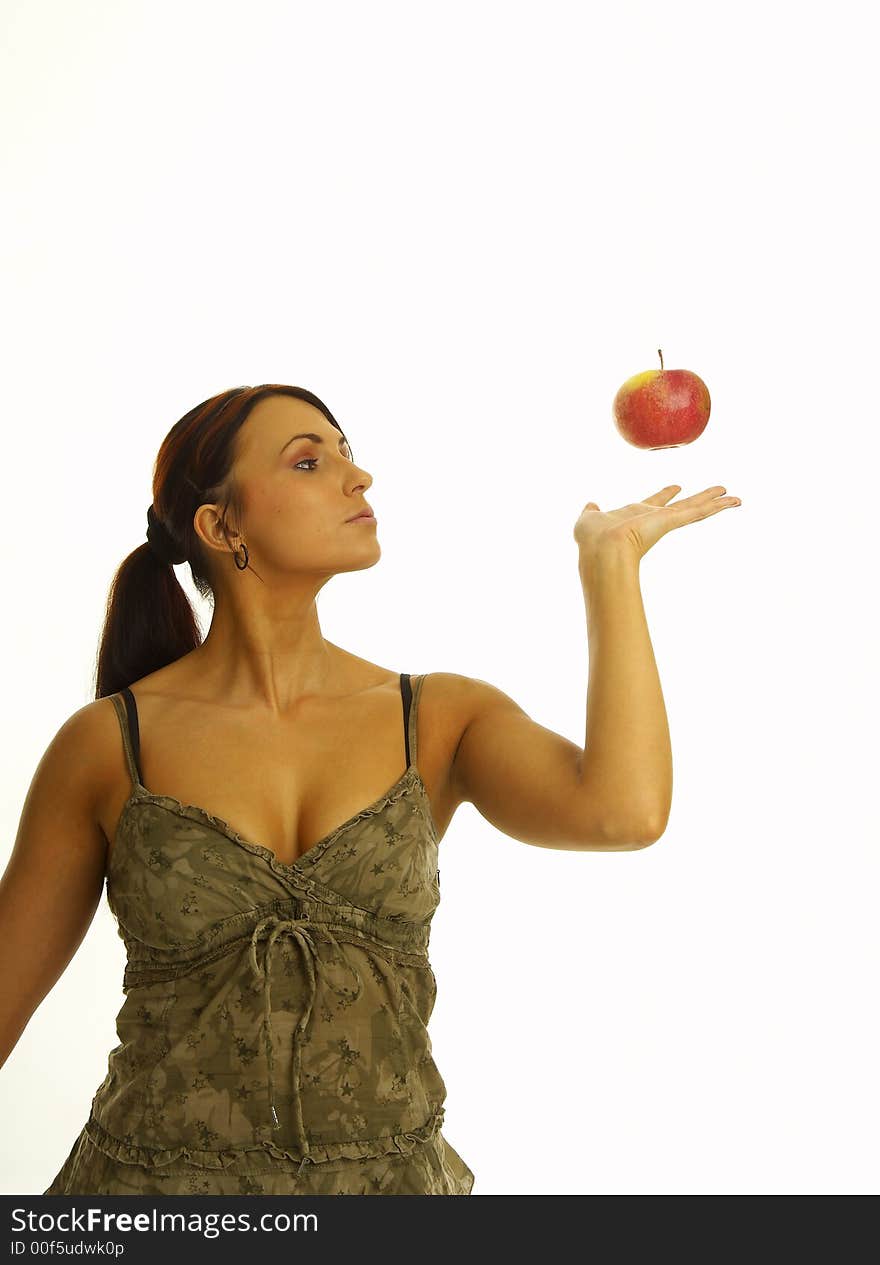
[248,913,363,1173]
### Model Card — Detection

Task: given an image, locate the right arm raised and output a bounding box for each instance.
[0,703,109,1071]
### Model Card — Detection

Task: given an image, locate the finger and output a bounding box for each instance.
[642,485,682,505]
[682,484,730,504]
[685,495,742,521]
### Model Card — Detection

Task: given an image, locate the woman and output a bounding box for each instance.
[0,383,740,1195]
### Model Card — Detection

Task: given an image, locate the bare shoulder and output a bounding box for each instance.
[55,695,125,820]
[2,695,121,881]
[417,670,516,801]
[420,671,525,739]
[418,667,522,725]
[422,671,511,711]
[38,695,121,781]
[416,670,476,735]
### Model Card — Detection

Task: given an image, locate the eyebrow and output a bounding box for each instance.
[279,432,351,455]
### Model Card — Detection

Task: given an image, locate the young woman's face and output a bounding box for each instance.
[202,395,379,579]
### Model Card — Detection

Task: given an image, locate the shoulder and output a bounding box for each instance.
[49,694,123,762]
[417,671,518,770]
[419,671,519,726]
[20,695,124,842]
[62,695,131,804]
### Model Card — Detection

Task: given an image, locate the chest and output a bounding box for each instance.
[99,679,460,867]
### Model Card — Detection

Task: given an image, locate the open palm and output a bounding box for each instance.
[573,484,742,563]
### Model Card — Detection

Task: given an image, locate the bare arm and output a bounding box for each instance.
[0,705,108,1071]
[445,544,672,852]
[577,546,673,841]
[446,674,660,855]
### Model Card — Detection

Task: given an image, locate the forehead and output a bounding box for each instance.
[238,396,344,462]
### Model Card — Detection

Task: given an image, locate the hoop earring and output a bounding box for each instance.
[233,541,249,570]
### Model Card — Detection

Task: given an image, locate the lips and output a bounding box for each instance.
[346,508,375,522]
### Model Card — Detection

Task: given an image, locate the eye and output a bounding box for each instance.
[292,448,353,471]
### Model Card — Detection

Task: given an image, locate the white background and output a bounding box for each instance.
[1,0,877,1195]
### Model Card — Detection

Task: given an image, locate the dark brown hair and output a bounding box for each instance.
[94,384,351,699]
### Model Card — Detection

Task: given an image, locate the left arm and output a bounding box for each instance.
[444,551,669,853]
[577,546,672,843]
[572,479,740,839]
[446,483,739,852]
[446,672,651,852]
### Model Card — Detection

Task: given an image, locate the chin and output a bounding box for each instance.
[345,543,381,571]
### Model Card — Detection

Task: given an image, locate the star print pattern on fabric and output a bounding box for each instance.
[43,673,474,1195]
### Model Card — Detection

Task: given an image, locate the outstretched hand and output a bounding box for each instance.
[573,484,742,564]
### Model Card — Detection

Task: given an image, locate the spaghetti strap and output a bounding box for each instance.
[400,671,426,771]
[109,689,143,791]
[399,673,412,768]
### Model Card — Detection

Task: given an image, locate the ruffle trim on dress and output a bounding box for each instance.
[83,1103,447,1172]
[121,764,428,884]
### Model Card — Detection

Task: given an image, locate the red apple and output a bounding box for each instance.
[612,349,711,449]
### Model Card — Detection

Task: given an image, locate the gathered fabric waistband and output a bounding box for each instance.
[122,893,432,989]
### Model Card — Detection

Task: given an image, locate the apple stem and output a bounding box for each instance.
[657,348,664,371]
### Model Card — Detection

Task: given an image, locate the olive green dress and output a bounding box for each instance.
[44,673,474,1196]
